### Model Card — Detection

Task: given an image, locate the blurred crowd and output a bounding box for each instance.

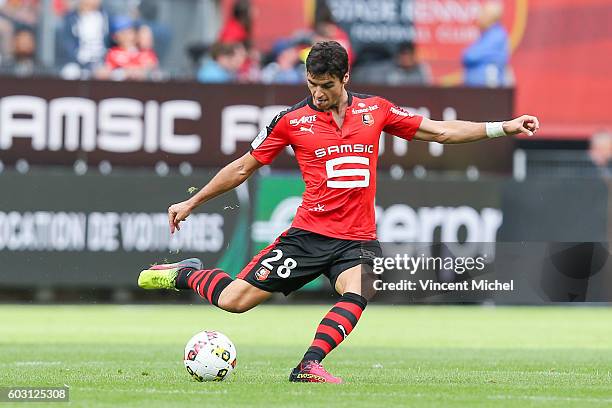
[0,0,512,87]
[0,0,169,79]
[193,0,435,86]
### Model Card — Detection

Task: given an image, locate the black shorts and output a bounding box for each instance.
[237,228,382,295]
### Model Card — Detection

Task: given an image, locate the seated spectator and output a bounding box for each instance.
[352,42,431,86]
[349,47,394,85]
[0,26,50,76]
[312,5,354,66]
[589,131,612,178]
[235,46,261,83]
[0,0,39,64]
[137,24,163,80]
[197,42,246,83]
[96,16,158,81]
[462,0,509,87]
[217,0,261,83]
[0,15,12,63]
[260,40,304,84]
[385,42,432,86]
[59,0,110,78]
[137,24,157,61]
[136,1,171,66]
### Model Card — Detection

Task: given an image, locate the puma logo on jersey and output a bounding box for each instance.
[299,124,315,134]
[309,203,325,212]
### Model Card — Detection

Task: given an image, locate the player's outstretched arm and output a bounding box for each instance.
[413,114,540,144]
[167,152,263,233]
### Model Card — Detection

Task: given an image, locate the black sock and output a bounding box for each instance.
[175,268,197,290]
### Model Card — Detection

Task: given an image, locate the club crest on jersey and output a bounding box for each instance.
[255,267,271,281]
[362,113,375,126]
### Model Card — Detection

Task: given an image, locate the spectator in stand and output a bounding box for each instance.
[0,0,39,64]
[136,1,171,66]
[350,46,394,85]
[353,42,431,86]
[0,26,49,76]
[0,15,11,63]
[59,0,110,78]
[197,42,246,84]
[352,42,431,86]
[386,42,431,86]
[589,131,612,179]
[462,0,509,87]
[260,40,304,84]
[137,24,163,80]
[97,16,158,81]
[312,5,353,66]
[218,0,251,47]
[137,24,157,61]
[217,0,261,83]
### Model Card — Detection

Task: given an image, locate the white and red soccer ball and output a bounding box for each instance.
[184,330,237,382]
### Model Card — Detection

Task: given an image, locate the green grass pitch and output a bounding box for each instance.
[0,305,611,407]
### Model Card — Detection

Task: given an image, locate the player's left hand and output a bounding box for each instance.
[503,115,540,137]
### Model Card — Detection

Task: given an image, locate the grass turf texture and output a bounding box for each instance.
[0,305,611,407]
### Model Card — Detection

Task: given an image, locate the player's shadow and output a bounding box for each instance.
[539,242,610,302]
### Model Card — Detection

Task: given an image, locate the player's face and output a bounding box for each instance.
[306,72,348,111]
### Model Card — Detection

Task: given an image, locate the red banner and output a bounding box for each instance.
[511,0,612,139]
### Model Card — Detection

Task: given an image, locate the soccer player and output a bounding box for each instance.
[138,41,539,383]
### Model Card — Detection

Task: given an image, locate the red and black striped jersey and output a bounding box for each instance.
[250,91,423,240]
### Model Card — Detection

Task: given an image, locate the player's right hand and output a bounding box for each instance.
[168,201,193,234]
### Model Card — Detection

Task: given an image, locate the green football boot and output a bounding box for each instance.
[137,258,203,290]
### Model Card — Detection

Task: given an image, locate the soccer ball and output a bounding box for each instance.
[184,330,237,382]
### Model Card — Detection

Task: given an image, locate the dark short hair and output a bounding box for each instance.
[306,41,349,80]
[14,26,35,36]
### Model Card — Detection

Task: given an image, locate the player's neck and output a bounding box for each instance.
[326,89,349,115]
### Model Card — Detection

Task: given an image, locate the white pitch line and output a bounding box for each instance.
[489,394,612,403]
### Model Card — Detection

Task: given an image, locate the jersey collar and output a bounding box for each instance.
[307,91,354,112]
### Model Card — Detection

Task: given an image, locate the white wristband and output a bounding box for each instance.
[486,122,506,138]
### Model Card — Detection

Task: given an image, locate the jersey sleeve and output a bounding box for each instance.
[381,98,423,141]
[249,109,290,165]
